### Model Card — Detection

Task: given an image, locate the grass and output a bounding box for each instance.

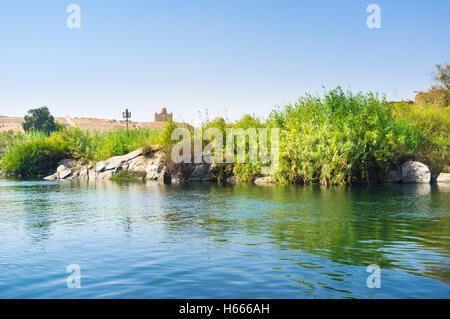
[109,169,146,182]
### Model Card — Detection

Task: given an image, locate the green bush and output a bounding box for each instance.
[0,132,68,176]
[0,128,161,176]
[267,88,425,185]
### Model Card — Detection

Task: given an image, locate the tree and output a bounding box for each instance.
[22,106,57,135]
[431,63,450,90]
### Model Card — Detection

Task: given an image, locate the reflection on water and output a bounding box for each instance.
[0,178,449,298]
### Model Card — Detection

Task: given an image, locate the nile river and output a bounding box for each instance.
[0,179,449,298]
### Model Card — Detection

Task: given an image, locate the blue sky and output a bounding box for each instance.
[0,0,449,124]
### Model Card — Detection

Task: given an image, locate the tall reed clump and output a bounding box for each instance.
[390,102,450,173]
[269,87,426,185]
[61,127,161,161]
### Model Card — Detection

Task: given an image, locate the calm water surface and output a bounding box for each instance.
[0,178,449,298]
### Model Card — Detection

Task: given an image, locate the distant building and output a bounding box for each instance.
[154,107,173,122]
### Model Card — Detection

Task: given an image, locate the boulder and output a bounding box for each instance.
[436,173,450,183]
[88,168,97,181]
[43,173,58,181]
[401,161,431,183]
[79,167,89,180]
[254,176,275,185]
[58,169,72,179]
[105,156,127,171]
[121,147,145,162]
[95,160,107,173]
[128,155,148,172]
[145,156,164,180]
[97,170,113,180]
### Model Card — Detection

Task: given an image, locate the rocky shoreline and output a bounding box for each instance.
[1,146,449,186]
[42,145,215,184]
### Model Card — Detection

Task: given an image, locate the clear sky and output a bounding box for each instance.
[0,0,449,124]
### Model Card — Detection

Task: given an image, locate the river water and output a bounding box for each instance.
[0,178,449,298]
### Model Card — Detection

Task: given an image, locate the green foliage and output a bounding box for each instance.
[159,119,179,149]
[268,88,426,185]
[211,163,234,182]
[0,128,161,176]
[22,106,58,135]
[0,130,19,157]
[390,102,450,173]
[0,132,68,176]
[58,127,160,162]
[110,169,146,182]
[231,114,266,182]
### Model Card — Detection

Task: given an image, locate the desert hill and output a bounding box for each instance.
[0,115,167,132]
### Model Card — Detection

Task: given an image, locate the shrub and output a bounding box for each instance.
[0,132,68,176]
[268,88,425,185]
[0,128,161,176]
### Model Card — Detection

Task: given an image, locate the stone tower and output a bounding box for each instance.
[154,107,173,122]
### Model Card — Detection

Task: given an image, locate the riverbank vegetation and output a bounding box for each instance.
[160,88,449,185]
[1,87,449,183]
[0,128,161,176]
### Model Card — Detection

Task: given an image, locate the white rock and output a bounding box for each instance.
[128,155,148,172]
[95,160,107,173]
[88,168,97,181]
[401,161,431,183]
[121,147,145,162]
[58,169,72,179]
[146,156,164,180]
[436,173,450,183]
[79,167,89,179]
[43,173,58,180]
[97,170,113,180]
